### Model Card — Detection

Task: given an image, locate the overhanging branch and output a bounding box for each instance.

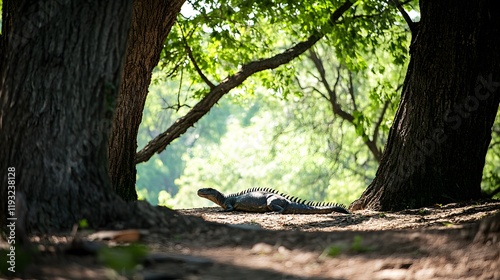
[135,35,321,163]
[391,0,416,34]
[135,0,355,164]
[179,24,216,89]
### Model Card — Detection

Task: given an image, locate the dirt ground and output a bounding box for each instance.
[3,200,500,280]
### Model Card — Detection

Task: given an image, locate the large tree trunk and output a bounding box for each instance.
[108,0,185,201]
[351,0,500,211]
[0,0,133,232]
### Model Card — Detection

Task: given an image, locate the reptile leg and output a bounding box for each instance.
[267,196,288,213]
[221,204,234,212]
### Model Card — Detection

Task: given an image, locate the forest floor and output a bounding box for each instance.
[3,199,500,280]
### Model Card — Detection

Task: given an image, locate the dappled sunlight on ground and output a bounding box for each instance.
[3,200,499,279]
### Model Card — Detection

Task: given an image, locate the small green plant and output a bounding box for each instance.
[79,219,89,229]
[320,235,374,259]
[350,235,372,253]
[320,235,374,258]
[320,244,343,258]
[418,209,431,216]
[98,244,149,275]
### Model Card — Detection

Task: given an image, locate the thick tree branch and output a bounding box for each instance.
[136,35,321,163]
[391,0,416,34]
[135,1,354,164]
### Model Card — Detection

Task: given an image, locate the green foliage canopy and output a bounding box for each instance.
[136,0,499,208]
[138,0,412,207]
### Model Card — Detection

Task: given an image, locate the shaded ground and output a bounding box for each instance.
[3,200,500,279]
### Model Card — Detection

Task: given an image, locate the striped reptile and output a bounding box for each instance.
[197,187,350,214]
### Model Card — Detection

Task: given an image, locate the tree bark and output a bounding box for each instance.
[351,0,500,211]
[1,0,22,80]
[0,0,133,232]
[108,0,185,201]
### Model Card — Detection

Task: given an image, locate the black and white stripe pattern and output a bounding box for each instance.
[225,187,347,209]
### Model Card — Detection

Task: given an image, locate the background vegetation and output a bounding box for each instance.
[134,2,499,209]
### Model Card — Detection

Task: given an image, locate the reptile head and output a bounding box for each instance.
[197,188,226,208]
[197,188,217,197]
